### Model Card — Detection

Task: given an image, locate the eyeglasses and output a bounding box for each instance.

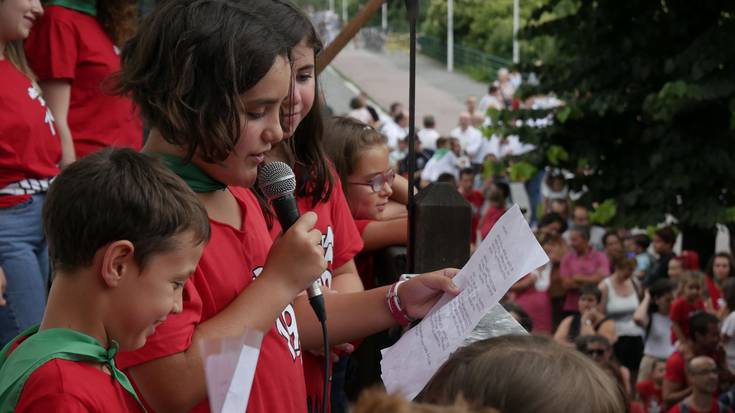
[586,348,606,357]
[348,169,395,193]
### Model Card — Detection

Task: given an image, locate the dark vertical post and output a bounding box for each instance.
[405,0,418,273]
[412,183,472,273]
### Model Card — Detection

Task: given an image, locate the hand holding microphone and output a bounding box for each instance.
[259,161,328,321]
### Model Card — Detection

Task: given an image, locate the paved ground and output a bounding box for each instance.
[322,45,488,135]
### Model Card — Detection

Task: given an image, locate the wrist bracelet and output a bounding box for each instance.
[387,280,415,327]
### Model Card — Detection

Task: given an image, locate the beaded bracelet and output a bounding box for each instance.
[386,280,415,327]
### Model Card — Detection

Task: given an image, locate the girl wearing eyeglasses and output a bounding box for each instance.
[322,116,409,290]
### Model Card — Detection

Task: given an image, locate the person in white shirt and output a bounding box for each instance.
[478,83,504,115]
[420,137,460,186]
[347,97,373,124]
[416,115,440,152]
[381,111,408,149]
[450,113,484,170]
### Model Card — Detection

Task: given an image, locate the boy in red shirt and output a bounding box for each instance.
[0,148,210,412]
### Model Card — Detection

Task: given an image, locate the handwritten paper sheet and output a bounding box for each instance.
[380,204,548,400]
[200,329,264,413]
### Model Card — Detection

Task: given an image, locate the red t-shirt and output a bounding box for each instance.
[0,60,60,208]
[353,219,375,289]
[463,190,484,240]
[705,276,723,311]
[637,379,663,413]
[478,206,506,239]
[24,6,142,158]
[15,358,143,412]
[268,173,363,413]
[117,188,307,413]
[670,298,706,342]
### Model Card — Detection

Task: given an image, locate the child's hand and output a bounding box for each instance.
[265,212,327,293]
[398,268,460,320]
[0,266,6,307]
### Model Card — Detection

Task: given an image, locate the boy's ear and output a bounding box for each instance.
[100,240,136,288]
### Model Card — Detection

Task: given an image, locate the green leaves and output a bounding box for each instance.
[509,161,537,182]
[546,145,569,165]
[589,199,617,225]
[502,0,735,228]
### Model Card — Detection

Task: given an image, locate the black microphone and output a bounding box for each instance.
[258,161,326,322]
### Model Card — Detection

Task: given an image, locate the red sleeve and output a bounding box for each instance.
[635,380,654,397]
[329,174,363,269]
[354,219,372,235]
[669,299,687,325]
[664,352,685,384]
[116,279,202,369]
[24,7,78,80]
[18,394,89,412]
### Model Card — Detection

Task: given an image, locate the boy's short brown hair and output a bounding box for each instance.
[419,335,624,413]
[115,0,291,162]
[43,148,210,272]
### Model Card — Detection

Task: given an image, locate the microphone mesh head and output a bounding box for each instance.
[258,161,296,200]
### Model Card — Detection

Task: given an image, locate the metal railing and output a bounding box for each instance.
[417,35,511,81]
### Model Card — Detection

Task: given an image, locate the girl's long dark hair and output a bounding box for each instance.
[254,0,333,227]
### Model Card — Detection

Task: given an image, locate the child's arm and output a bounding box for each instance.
[295,268,460,350]
[331,260,364,294]
[389,174,414,205]
[510,274,536,293]
[553,317,575,347]
[127,213,327,413]
[598,280,609,311]
[39,80,76,168]
[633,289,651,328]
[360,217,408,252]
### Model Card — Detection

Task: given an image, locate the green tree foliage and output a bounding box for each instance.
[422,0,561,62]
[499,0,735,228]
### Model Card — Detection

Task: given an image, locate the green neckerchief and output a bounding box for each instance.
[432,148,450,160]
[0,326,145,413]
[153,153,226,193]
[44,0,96,16]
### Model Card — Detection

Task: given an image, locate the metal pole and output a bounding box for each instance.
[405,0,418,273]
[382,2,388,32]
[512,0,520,64]
[447,0,454,72]
[342,0,348,26]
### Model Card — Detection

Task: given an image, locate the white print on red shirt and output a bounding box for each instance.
[27,86,56,136]
[252,266,302,361]
[317,226,335,289]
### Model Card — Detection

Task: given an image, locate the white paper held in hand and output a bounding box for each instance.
[380,204,548,400]
[199,329,264,413]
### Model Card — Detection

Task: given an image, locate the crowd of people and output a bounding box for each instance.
[0,0,726,412]
[336,54,735,413]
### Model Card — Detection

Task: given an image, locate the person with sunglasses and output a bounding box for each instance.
[577,335,633,399]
